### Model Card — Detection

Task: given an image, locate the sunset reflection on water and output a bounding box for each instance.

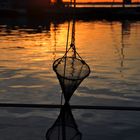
[0,18,140,106]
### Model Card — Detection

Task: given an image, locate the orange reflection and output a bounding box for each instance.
[63,0,140,2]
[0,20,140,103]
[0,20,140,82]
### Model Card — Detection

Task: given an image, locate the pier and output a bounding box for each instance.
[0,1,140,19]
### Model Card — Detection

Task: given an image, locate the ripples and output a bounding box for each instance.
[0,19,140,106]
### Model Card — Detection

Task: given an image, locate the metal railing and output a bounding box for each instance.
[0,103,140,111]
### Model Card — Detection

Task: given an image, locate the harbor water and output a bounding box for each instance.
[0,17,140,139]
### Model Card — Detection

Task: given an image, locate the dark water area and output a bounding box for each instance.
[0,17,140,139]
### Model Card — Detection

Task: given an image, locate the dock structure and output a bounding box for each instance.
[0,0,140,19]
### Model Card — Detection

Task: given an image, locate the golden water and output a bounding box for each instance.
[0,19,140,106]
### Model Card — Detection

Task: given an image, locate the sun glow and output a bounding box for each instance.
[62,0,140,2]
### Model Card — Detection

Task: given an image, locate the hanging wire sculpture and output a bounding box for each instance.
[46,19,90,140]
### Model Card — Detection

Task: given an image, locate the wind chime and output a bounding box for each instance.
[46,2,90,140]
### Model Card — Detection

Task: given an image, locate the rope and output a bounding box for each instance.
[58,18,72,140]
[60,19,71,106]
[65,20,71,57]
[70,19,76,57]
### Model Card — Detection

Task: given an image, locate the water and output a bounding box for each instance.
[0,18,140,106]
[0,17,140,139]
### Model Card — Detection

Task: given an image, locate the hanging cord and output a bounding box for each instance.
[59,20,71,107]
[70,19,76,58]
[70,19,76,78]
[65,21,71,58]
[70,19,85,62]
[57,17,71,140]
[70,0,76,58]
[61,20,83,61]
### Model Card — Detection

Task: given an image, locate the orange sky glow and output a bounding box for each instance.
[63,0,140,2]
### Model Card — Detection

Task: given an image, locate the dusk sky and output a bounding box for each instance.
[63,0,140,2]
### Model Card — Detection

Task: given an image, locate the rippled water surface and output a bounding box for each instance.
[0,18,140,107]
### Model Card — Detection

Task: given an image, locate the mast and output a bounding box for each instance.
[55,0,63,7]
[123,0,125,8]
[123,0,132,8]
[74,0,76,8]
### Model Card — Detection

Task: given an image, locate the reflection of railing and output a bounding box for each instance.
[0,103,140,111]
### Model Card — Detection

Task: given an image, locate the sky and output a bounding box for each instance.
[63,0,140,2]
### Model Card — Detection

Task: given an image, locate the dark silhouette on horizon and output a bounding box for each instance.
[0,0,140,19]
